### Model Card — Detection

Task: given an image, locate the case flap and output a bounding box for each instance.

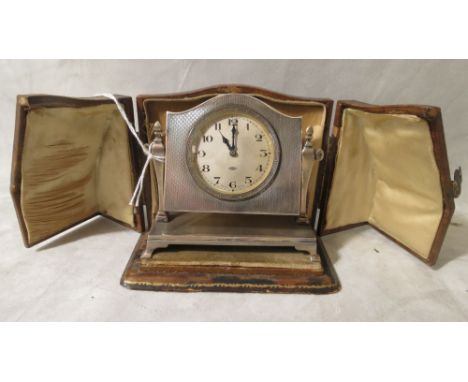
[319,101,455,265]
[137,84,333,226]
[11,95,145,247]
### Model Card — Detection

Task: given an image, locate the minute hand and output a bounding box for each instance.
[230,125,239,156]
[231,125,237,150]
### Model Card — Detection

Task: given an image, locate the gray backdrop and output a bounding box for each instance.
[1,60,466,199]
[1,60,467,321]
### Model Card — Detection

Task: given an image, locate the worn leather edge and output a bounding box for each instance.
[120,233,341,294]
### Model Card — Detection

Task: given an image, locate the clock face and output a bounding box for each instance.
[187,111,280,200]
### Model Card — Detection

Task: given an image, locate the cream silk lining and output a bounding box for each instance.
[324,108,443,259]
[21,104,136,245]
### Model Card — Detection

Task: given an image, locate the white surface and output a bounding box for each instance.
[1,60,467,321]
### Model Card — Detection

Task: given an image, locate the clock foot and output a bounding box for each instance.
[296,215,311,225]
[294,243,323,272]
[141,242,168,259]
[156,211,169,223]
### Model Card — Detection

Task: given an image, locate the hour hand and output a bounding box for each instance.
[218,131,232,151]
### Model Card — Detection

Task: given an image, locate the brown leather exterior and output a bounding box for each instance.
[318,100,456,266]
[10,95,145,247]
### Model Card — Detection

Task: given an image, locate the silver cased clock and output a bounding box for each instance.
[143,94,324,271]
[163,94,302,215]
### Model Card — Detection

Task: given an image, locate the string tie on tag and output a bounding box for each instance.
[96,93,164,207]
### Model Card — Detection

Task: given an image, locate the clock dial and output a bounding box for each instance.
[188,113,279,200]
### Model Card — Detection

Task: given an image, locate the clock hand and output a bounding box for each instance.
[230,124,238,157]
[218,130,233,151]
[231,124,236,149]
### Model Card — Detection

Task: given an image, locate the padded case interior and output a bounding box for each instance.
[322,106,450,262]
[15,99,140,246]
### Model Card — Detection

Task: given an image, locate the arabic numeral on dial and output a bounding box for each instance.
[255,133,263,142]
[197,150,206,157]
[201,164,210,172]
[245,176,253,185]
[214,123,221,131]
[246,123,250,131]
[213,176,221,185]
[256,164,263,172]
[260,149,269,157]
[229,181,237,190]
[203,135,213,143]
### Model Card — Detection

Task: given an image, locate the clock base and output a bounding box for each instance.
[121,214,340,294]
[143,213,321,270]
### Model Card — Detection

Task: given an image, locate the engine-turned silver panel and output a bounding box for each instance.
[163,94,302,215]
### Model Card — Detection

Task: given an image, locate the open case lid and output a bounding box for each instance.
[11,95,145,247]
[318,101,459,265]
[136,84,333,226]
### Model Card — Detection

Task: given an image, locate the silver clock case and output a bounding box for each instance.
[163,94,302,215]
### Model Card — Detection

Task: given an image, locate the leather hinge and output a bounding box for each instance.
[453,166,462,198]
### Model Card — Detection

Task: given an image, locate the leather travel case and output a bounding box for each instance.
[10,86,461,293]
